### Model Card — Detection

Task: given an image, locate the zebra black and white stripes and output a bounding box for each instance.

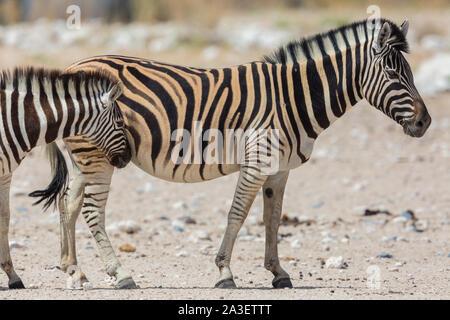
[0,67,131,289]
[0,68,130,175]
[41,18,430,289]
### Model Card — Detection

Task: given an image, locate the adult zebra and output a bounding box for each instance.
[40,18,431,289]
[0,67,131,289]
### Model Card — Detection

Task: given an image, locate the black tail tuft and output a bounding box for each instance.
[29,143,68,211]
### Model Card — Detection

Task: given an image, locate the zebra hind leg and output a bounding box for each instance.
[59,167,90,289]
[215,166,267,288]
[262,171,293,289]
[0,175,25,289]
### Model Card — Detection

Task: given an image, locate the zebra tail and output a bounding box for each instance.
[28,142,68,211]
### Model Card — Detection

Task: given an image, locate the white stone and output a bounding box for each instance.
[82,282,93,291]
[199,245,217,256]
[239,235,255,242]
[176,250,189,257]
[325,256,346,269]
[28,283,41,289]
[9,241,26,249]
[109,220,141,234]
[290,239,302,248]
[392,216,408,224]
[172,201,189,210]
[189,230,211,243]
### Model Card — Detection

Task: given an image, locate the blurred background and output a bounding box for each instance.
[0,0,448,97]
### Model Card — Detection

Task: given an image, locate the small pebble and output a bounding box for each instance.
[325,256,347,269]
[119,243,136,253]
[172,201,188,210]
[176,250,189,257]
[378,253,393,259]
[28,283,41,289]
[313,201,324,209]
[290,239,302,248]
[82,282,93,291]
[9,241,26,249]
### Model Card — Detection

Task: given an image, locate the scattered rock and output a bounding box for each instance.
[189,230,211,243]
[110,220,141,234]
[172,201,188,210]
[136,182,154,194]
[9,241,26,250]
[363,209,392,216]
[378,252,393,259]
[143,214,155,222]
[281,214,315,226]
[199,245,217,256]
[28,283,41,289]
[290,239,302,248]
[313,201,324,209]
[82,282,93,291]
[176,250,189,257]
[238,235,255,241]
[119,243,136,253]
[413,219,428,232]
[392,216,408,224]
[325,256,347,269]
[401,210,415,220]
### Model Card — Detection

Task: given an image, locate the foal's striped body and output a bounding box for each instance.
[0,68,131,289]
[45,18,430,289]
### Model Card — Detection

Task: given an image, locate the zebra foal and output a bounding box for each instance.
[0,67,131,289]
[42,18,430,289]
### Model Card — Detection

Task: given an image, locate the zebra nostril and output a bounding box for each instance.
[416,120,424,128]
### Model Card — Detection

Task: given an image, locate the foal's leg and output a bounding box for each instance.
[262,170,292,288]
[215,166,267,288]
[59,163,89,288]
[0,174,24,289]
[62,140,136,289]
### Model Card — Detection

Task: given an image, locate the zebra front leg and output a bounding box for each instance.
[0,175,24,289]
[215,166,267,288]
[263,171,292,288]
[80,168,137,289]
[59,165,89,288]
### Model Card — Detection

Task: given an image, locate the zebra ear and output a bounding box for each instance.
[374,21,391,52]
[400,20,409,37]
[101,82,123,106]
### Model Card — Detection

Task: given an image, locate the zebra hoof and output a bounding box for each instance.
[8,279,25,289]
[215,279,237,289]
[272,278,293,289]
[115,277,138,289]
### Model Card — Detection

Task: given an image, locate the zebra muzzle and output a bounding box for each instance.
[109,141,132,168]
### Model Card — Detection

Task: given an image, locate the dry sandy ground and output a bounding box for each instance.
[0,90,448,300]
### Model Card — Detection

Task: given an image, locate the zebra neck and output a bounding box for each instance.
[289,49,364,139]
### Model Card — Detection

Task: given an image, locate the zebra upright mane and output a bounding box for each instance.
[263,18,409,64]
[0,67,119,91]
